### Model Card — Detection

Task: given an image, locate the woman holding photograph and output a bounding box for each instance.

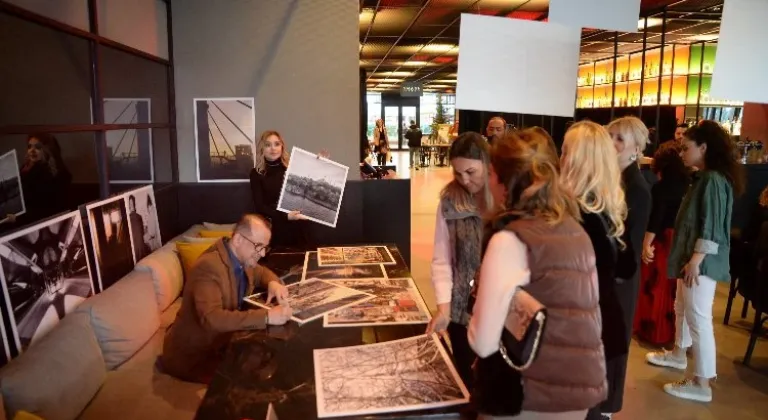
[249,130,328,250]
[469,131,606,419]
[4,134,72,229]
[426,132,493,389]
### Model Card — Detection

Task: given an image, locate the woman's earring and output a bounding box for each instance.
[630,153,637,162]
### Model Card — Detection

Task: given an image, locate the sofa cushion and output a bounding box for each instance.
[75,270,160,370]
[135,244,184,312]
[203,222,234,231]
[176,241,216,280]
[0,312,106,420]
[78,309,205,420]
[197,230,231,239]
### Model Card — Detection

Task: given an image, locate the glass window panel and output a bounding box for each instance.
[0,132,99,234]
[100,45,169,124]
[97,0,169,59]
[0,13,92,126]
[366,93,381,139]
[3,0,89,31]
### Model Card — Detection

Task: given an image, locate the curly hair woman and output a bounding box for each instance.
[646,120,745,403]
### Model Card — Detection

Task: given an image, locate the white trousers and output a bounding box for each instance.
[674,275,718,378]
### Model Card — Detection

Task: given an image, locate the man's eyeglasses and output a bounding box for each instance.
[240,234,270,254]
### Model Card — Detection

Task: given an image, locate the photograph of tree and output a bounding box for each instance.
[302,252,386,281]
[384,246,411,279]
[323,278,431,327]
[244,279,373,325]
[313,334,469,418]
[317,246,396,267]
[0,150,25,224]
[194,98,255,182]
[277,147,348,228]
[103,98,153,183]
[86,195,135,291]
[0,211,93,357]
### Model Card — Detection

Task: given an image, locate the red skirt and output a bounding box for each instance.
[634,228,677,346]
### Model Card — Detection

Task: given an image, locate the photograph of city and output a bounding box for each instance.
[103,98,154,183]
[194,98,255,181]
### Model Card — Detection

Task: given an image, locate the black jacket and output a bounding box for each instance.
[616,163,652,281]
[404,125,423,148]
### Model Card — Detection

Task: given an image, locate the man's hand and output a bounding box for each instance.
[287,211,307,221]
[267,304,292,325]
[266,281,289,305]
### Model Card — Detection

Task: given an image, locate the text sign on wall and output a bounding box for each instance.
[400,82,423,97]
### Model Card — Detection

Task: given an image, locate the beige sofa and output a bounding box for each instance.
[0,225,207,420]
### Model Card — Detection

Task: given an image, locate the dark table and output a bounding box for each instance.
[195,245,471,420]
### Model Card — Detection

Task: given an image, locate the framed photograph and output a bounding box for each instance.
[317,246,396,267]
[0,150,25,224]
[103,98,154,183]
[85,195,135,291]
[193,98,255,182]
[123,185,162,263]
[323,278,431,327]
[243,279,373,325]
[0,211,94,357]
[277,147,348,228]
[301,251,386,281]
[313,334,469,418]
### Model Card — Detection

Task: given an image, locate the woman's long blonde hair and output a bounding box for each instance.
[607,116,649,154]
[491,130,579,225]
[254,130,290,174]
[560,121,627,245]
[441,132,494,213]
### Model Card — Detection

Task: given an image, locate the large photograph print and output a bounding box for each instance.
[277,147,348,228]
[302,251,386,281]
[124,185,162,263]
[194,98,255,182]
[317,246,396,267]
[0,150,25,224]
[103,98,154,183]
[0,211,94,356]
[244,279,373,325]
[324,278,431,327]
[86,195,135,291]
[313,334,469,418]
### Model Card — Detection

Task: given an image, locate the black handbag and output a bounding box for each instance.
[498,289,547,371]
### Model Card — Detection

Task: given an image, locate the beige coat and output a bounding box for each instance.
[161,239,278,382]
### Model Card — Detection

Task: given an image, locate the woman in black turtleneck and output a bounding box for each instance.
[249,130,330,251]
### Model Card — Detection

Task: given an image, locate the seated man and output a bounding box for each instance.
[161,214,292,383]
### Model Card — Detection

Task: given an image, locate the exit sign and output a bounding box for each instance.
[400,82,423,97]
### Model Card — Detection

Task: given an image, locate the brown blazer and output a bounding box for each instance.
[161,239,279,382]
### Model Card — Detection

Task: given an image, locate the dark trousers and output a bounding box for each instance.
[447,322,475,391]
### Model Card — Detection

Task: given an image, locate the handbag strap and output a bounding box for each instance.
[498,311,546,372]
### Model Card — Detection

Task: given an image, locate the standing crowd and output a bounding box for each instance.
[428,117,744,419]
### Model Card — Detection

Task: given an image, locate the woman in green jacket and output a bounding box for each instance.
[645,121,744,403]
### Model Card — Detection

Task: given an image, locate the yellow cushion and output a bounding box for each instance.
[198,230,232,239]
[176,241,216,276]
[14,411,45,420]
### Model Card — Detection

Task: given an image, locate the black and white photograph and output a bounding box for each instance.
[324,278,431,327]
[0,211,94,355]
[317,246,396,267]
[277,147,348,228]
[244,279,373,325]
[313,334,469,418]
[0,150,25,224]
[103,98,154,183]
[194,98,255,182]
[124,185,162,263]
[86,195,135,291]
[302,251,386,281]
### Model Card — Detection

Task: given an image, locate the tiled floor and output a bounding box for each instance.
[403,152,768,419]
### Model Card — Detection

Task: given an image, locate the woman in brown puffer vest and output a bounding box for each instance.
[469,130,607,419]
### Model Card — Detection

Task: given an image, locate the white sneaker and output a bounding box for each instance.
[646,350,687,370]
[663,378,712,402]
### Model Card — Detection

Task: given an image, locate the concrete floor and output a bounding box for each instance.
[397,151,768,420]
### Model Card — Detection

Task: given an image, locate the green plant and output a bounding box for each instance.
[429,94,448,141]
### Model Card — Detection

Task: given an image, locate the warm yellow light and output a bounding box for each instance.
[368,78,404,83]
[430,79,457,83]
[638,17,664,30]
[426,84,453,88]
[421,44,458,53]
[687,34,719,41]
[377,71,413,77]
[401,61,430,66]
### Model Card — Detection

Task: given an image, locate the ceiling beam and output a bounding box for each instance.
[360,0,380,55]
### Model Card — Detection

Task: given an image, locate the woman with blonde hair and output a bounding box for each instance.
[426,131,493,389]
[470,131,606,419]
[373,119,389,165]
[249,130,327,249]
[594,116,651,418]
[561,121,627,420]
